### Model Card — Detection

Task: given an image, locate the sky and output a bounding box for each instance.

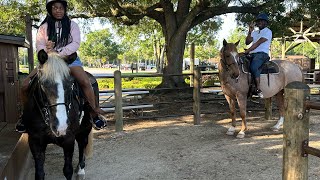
[217,13,237,47]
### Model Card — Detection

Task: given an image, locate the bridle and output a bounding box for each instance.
[221,48,241,80]
[32,77,74,126]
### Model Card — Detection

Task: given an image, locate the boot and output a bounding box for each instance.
[255,77,263,98]
[91,108,107,130]
[15,116,26,133]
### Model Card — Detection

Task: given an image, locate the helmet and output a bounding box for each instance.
[46,0,68,13]
[256,13,268,22]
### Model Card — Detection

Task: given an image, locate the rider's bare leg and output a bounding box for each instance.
[69,66,104,115]
[69,66,106,130]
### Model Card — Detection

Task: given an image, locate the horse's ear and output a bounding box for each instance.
[235,40,240,46]
[223,39,227,47]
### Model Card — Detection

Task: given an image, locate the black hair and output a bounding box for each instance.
[40,1,71,49]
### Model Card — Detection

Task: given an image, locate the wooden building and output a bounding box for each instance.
[0,35,30,124]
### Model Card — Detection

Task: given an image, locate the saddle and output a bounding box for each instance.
[240,56,279,74]
[240,55,280,97]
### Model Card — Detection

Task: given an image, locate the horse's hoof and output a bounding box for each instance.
[236,131,245,139]
[76,165,85,180]
[76,174,85,180]
[226,126,236,136]
[271,126,280,132]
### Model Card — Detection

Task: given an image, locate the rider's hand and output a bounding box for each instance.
[38,49,48,64]
[46,41,55,52]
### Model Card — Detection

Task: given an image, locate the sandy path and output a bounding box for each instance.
[25,113,320,180]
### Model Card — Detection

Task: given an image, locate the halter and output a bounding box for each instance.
[221,48,241,80]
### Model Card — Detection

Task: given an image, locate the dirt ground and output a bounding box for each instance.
[27,91,320,180]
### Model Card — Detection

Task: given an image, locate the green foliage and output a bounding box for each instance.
[186,19,222,46]
[227,27,247,52]
[291,42,319,59]
[0,0,43,36]
[97,77,162,90]
[79,29,121,66]
[113,19,162,64]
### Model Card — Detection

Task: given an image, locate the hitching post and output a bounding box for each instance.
[283,81,310,180]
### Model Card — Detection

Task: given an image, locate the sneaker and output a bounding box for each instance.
[92,115,107,130]
[15,121,26,133]
[256,89,264,98]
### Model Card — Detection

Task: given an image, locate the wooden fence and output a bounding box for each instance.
[96,68,203,131]
[283,81,320,180]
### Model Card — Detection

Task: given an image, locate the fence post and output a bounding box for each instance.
[190,42,195,87]
[264,98,272,120]
[283,81,310,180]
[193,67,201,125]
[114,70,123,132]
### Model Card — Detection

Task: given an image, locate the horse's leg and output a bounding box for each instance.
[62,138,75,180]
[75,131,89,179]
[28,137,47,180]
[236,95,247,139]
[271,90,285,131]
[225,95,237,136]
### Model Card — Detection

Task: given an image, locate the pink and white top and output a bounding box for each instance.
[36,20,81,56]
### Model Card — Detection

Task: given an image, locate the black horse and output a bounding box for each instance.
[22,52,97,180]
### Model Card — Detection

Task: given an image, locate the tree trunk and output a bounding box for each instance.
[159,45,165,73]
[160,33,188,88]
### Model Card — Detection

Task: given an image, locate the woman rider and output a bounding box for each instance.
[16,0,106,132]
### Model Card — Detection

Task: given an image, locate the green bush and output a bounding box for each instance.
[97,77,162,90]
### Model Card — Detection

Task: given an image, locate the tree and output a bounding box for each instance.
[73,0,302,87]
[79,29,121,67]
[0,0,42,36]
[227,27,247,52]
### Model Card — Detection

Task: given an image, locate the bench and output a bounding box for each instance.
[101,104,154,112]
[99,90,153,115]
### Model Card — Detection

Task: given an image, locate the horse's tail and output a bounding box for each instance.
[84,128,93,158]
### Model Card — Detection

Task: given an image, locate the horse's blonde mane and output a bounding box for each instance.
[39,52,70,83]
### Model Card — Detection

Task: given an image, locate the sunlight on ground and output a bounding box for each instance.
[123,116,194,132]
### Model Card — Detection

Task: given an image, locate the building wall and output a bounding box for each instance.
[0,43,19,123]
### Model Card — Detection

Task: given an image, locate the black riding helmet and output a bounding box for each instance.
[46,0,68,16]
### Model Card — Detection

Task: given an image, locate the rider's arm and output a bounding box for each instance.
[244,37,267,54]
[245,22,254,45]
[58,21,81,56]
[245,32,253,45]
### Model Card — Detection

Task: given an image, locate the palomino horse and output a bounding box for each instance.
[219,39,303,138]
[22,52,95,180]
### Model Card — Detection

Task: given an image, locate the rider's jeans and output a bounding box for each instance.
[250,52,270,78]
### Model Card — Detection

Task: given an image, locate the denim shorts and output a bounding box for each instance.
[250,52,270,78]
[68,56,83,67]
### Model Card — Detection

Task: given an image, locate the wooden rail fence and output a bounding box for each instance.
[283,81,320,180]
